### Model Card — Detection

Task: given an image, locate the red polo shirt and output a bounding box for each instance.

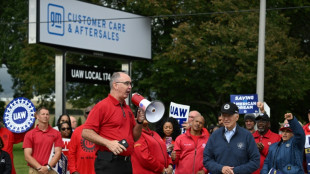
[253,129,281,174]
[83,94,136,156]
[23,125,63,166]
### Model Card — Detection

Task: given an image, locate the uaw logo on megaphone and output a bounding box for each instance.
[131,93,165,123]
[3,97,36,133]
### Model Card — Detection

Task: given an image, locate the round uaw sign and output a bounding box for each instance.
[3,97,36,133]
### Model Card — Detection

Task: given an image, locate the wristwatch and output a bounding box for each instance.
[137,119,143,124]
[46,164,52,171]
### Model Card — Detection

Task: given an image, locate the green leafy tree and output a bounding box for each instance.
[131,0,310,128]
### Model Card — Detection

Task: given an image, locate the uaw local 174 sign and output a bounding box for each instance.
[230,94,259,114]
[3,97,36,133]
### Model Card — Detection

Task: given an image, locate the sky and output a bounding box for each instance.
[0,64,14,98]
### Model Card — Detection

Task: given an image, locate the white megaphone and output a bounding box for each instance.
[131,93,165,123]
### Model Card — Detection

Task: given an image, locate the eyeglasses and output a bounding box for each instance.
[115,81,133,87]
[61,128,70,131]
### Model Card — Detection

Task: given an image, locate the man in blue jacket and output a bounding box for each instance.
[203,102,260,174]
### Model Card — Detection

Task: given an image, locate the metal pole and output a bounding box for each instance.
[256,0,266,102]
[122,60,132,105]
[55,51,66,124]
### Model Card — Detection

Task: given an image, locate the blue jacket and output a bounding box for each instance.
[203,124,260,174]
[261,117,305,174]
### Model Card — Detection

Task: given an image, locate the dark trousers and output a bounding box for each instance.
[94,151,132,174]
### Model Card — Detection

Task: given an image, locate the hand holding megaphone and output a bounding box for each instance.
[131,93,165,123]
[136,108,145,124]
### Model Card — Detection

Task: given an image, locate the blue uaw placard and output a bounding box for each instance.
[230,94,259,114]
[3,97,36,133]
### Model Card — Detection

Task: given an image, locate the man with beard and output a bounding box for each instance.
[252,113,281,174]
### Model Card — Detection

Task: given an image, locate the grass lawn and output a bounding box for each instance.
[13,142,28,174]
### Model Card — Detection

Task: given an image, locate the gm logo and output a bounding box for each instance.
[47,3,65,36]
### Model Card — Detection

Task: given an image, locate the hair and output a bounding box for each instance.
[84,105,94,119]
[156,117,181,141]
[56,114,72,128]
[217,112,222,118]
[58,122,73,138]
[209,125,222,134]
[36,106,49,115]
[109,72,121,89]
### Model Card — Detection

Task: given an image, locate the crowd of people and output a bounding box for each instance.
[1,71,309,174]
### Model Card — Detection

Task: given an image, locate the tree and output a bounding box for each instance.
[131,0,310,128]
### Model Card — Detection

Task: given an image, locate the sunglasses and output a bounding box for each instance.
[61,128,70,131]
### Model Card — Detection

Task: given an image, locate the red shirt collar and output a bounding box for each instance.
[253,129,272,138]
[35,124,52,132]
[108,94,127,106]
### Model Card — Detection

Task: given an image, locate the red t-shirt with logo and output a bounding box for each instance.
[68,125,97,174]
[23,125,63,166]
[83,94,136,156]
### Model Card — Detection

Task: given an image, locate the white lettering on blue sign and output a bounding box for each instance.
[231,94,259,114]
[234,95,254,100]
[3,97,36,133]
[170,106,188,117]
[235,102,256,106]
[13,111,26,121]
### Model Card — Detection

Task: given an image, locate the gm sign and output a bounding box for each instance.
[48,3,64,36]
[30,0,151,59]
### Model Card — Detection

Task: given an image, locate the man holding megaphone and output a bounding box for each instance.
[82,72,145,174]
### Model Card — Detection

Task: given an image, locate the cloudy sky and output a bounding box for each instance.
[0,64,14,98]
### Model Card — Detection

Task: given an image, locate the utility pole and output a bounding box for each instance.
[256,0,266,102]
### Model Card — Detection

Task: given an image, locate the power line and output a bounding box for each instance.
[0,5,309,26]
